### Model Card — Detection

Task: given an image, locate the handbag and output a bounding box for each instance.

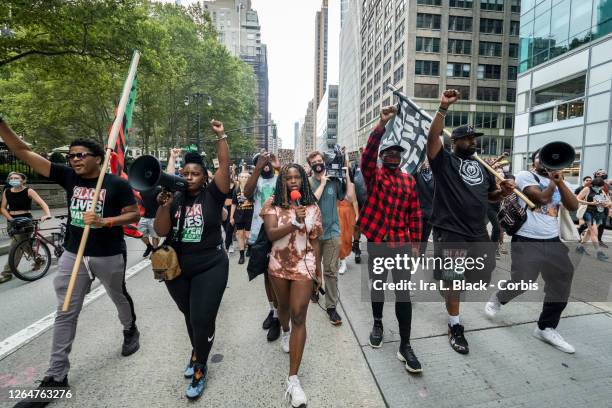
[576,204,587,220]
[247,226,272,281]
[559,205,580,242]
[150,196,186,281]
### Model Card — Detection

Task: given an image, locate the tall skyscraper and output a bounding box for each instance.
[316,85,339,151]
[314,0,329,109]
[296,100,315,165]
[357,0,520,160]
[203,0,269,151]
[513,0,612,181]
[338,0,361,154]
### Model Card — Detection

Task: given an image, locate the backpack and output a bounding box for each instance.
[498,173,539,236]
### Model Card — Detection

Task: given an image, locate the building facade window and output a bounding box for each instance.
[416,37,441,52]
[396,0,406,19]
[477,64,501,79]
[384,38,393,54]
[479,41,502,57]
[510,20,519,36]
[505,114,514,129]
[480,18,504,34]
[447,62,471,77]
[383,57,392,74]
[477,87,500,101]
[448,38,472,54]
[508,66,518,80]
[394,42,405,62]
[393,65,405,83]
[480,0,504,12]
[511,0,520,13]
[395,21,405,42]
[506,88,516,102]
[414,84,440,98]
[374,69,382,84]
[449,16,473,32]
[450,85,470,99]
[474,112,498,128]
[384,18,392,36]
[417,0,442,5]
[444,111,470,127]
[449,0,473,8]
[415,60,440,75]
[508,43,518,58]
[383,77,391,89]
[417,13,442,29]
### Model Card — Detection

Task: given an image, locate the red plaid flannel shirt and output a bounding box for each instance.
[358,125,422,243]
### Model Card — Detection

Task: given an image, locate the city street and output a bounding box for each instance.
[0,235,610,407]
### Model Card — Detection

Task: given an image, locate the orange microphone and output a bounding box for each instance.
[290,190,301,206]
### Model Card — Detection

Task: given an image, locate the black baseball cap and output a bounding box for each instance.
[451,125,484,140]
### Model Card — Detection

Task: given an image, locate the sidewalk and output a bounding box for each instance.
[0,208,68,255]
[0,254,384,407]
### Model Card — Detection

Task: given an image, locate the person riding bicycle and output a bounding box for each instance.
[0,172,51,283]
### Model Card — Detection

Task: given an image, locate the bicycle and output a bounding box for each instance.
[8,215,68,282]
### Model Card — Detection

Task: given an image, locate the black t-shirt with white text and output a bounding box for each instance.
[49,163,136,256]
[169,181,227,255]
[429,149,496,237]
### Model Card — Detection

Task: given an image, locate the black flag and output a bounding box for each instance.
[379,89,432,175]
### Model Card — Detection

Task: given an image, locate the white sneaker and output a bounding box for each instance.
[484,292,501,318]
[338,259,347,275]
[228,244,234,254]
[533,327,575,354]
[281,330,290,353]
[285,376,307,407]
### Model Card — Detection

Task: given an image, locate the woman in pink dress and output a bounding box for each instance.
[261,163,322,408]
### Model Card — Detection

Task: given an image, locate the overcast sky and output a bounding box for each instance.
[171,0,341,149]
[251,0,340,149]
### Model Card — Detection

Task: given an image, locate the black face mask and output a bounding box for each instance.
[455,145,476,158]
[382,160,400,170]
[312,163,325,173]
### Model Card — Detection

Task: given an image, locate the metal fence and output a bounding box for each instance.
[0,150,52,182]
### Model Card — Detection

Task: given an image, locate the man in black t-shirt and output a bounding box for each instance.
[0,117,141,404]
[426,90,515,355]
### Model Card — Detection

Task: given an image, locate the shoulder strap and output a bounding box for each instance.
[166,194,187,244]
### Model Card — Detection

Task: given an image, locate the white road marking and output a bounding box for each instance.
[0,259,151,361]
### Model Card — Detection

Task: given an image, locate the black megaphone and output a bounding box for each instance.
[539,141,576,170]
[128,155,187,192]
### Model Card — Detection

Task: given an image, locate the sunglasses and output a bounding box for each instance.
[66,152,95,160]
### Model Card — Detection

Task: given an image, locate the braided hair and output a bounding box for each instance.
[272,163,317,209]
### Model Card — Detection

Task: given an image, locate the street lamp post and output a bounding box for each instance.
[184,92,213,152]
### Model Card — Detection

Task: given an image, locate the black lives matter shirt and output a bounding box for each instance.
[49,164,136,256]
[169,181,227,256]
[429,149,496,237]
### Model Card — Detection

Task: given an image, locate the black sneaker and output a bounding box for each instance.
[238,253,245,264]
[448,324,469,354]
[397,343,423,373]
[352,241,362,264]
[142,245,153,258]
[267,317,281,341]
[369,321,384,348]
[327,308,342,326]
[262,310,274,330]
[13,375,69,408]
[122,325,140,356]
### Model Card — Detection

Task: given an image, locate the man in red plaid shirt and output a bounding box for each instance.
[359,105,423,374]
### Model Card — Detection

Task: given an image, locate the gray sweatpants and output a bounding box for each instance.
[46,251,136,380]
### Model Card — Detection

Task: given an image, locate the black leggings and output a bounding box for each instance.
[224,205,234,250]
[165,247,229,365]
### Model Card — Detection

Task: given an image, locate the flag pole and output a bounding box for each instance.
[62,50,141,312]
[387,85,536,209]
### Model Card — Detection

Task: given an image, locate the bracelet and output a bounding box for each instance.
[216,134,228,141]
[438,105,448,112]
[436,110,446,118]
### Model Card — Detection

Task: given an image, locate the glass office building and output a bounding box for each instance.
[513,0,612,182]
[519,0,612,72]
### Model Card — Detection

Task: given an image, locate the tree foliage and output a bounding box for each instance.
[0,0,257,159]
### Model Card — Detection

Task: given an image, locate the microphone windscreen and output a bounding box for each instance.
[290,190,302,202]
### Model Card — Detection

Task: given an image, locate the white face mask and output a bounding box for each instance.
[8,179,22,187]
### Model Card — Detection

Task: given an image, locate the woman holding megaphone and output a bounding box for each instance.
[261,163,323,408]
[153,119,231,400]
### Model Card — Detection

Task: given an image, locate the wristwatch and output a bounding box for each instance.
[291,219,304,229]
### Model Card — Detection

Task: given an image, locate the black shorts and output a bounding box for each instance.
[235,208,253,230]
[432,228,496,284]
